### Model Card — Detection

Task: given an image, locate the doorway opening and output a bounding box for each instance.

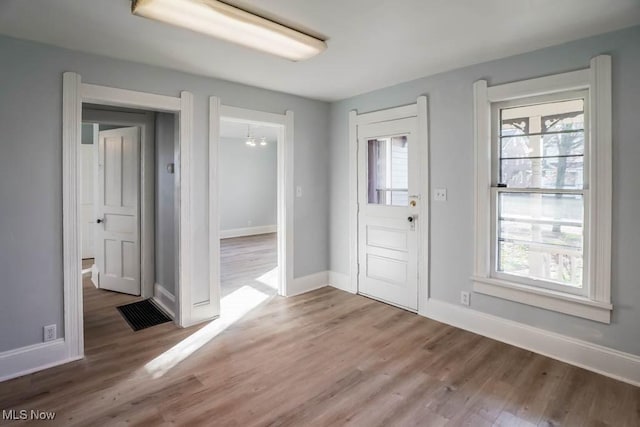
[79,104,179,347]
[219,120,279,301]
[211,102,294,321]
[62,73,197,363]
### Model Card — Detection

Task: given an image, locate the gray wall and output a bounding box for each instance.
[0,35,330,352]
[81,123,93,144]
[329,25,640,356]
[155,113,176,295]
[219,137,277,231]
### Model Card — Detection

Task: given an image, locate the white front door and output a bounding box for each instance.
[95,126,141,295]
[357,117,419,310]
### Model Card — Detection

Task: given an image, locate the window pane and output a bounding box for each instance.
[497,192,583,287]
[500,156,584,189]
[499,98,585,191]
[367,136,408,206]
[501,133,585,159]
[501,99,584,136]
[543,111,584,133]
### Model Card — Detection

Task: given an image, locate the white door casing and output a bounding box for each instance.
[80,133,97,259]
[95,126,141,295]
[357,117,419,310]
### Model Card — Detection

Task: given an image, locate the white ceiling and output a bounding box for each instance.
[1,0,639,101]
[220,120,279,143]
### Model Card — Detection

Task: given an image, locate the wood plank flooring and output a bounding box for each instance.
[220,233,278,297]
[1,243,638,425]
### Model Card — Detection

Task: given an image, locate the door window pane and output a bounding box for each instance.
[367,136,408,206]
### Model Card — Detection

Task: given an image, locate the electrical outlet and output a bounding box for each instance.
[296,186,303,198]
[43,325,57,342]
[460,291,470,306]
[434,188,447,201]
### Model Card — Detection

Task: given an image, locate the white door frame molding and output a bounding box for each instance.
[348,97,430,310]
[211,100,294,297]
[63,72,194,362]
[82,108,155,299]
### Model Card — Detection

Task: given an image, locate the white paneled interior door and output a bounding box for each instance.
[95,126,141,295]
[357,117,419,310]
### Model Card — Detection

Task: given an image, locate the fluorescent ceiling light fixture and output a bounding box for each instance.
[132,0,327,61]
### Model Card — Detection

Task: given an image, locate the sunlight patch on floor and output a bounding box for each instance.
[255,266,279,290]
[144,285,270,378]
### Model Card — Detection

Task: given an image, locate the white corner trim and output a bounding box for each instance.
[62,72,84,362]
[178,90,194,327]
[220,105,287,125]
[473,277,611,323]
[422,298,640,387]
[283,111,295,298]
[589,55,613,303]
[219,225,277,239]
[153,283,176,319]
[348,110,358,295]
[81,83,181,112]
[328,271,355,293]
[208,96,222,322]
[355,103,417,124]
[287,271,329,297]
[487,68,589,102]
[416,95,430,307]
[0,340,82,383]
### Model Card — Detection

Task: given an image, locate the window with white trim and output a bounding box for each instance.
[472,56,612,323]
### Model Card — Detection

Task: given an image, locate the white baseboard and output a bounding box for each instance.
[421,298,640,387]
[328,271,356,294]
[153,283,176,319]
[287,271,329,297]
[0,339,82,383]
[91,263,99,288]
[220,225,277,239]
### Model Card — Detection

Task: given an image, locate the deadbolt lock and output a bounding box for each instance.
[410,200,417,207]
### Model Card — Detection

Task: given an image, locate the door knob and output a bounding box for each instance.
[96,218,105,224]
[407,216,414,223]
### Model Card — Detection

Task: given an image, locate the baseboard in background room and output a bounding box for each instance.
[153,283,176,319]
[220,225,277,239]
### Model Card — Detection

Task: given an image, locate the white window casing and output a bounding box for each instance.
[472,55,612,323]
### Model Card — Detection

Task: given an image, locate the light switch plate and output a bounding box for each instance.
[434,188,447,201]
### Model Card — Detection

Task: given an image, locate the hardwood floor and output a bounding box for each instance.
[1,261,638,425]
[221,233,278,297]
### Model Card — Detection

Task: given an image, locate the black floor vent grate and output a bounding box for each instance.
[116,299,172,331]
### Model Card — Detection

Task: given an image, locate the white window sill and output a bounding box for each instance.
[471,276,612,324]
